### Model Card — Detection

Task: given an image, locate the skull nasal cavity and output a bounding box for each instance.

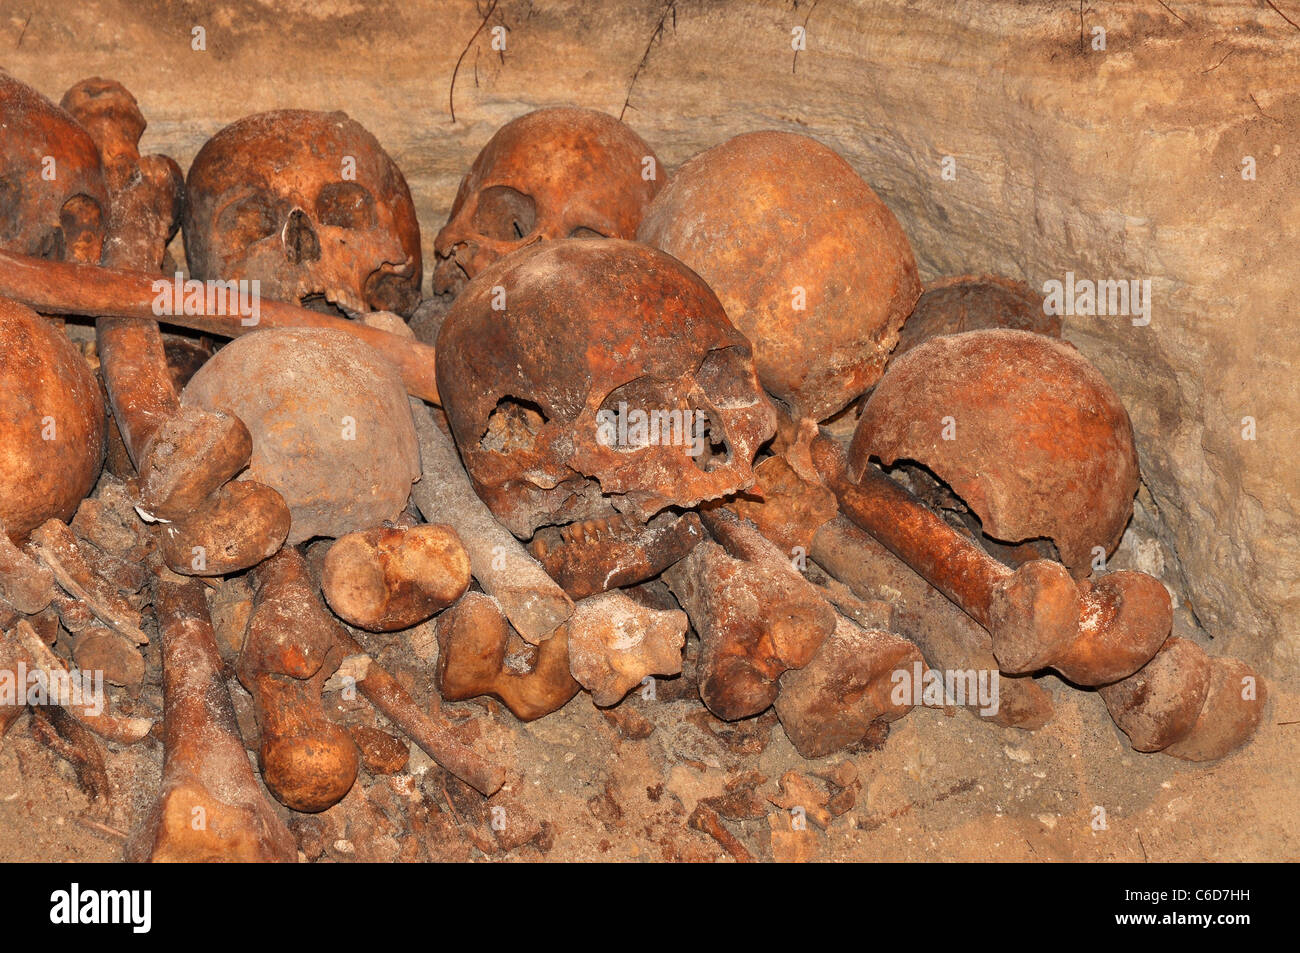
[284,208,322,264]
[481,396,548,454]
[471,186,537,242]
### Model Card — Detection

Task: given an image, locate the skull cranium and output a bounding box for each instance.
[0,71,109,265]
[183,109,422,316]
[433,107,664,296]
[435,238,775,539]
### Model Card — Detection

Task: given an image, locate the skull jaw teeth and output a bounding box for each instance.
[527,510,705,601]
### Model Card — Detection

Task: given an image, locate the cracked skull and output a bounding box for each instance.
[183,109,422,316]
[435,238,776,539]
[0,71,109,264]
[433,107,663,296]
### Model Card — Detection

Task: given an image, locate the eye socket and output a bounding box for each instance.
[471,186,537,242]
[58,193,104,264]
[316,181,377,229]
[216,193,280,246]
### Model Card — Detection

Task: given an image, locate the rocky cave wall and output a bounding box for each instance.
[3,0,1296,676]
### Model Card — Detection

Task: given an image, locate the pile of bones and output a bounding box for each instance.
[0,70,1266,861]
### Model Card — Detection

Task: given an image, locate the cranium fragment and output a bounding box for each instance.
[0,298,106,540]
[851,329,1140,576]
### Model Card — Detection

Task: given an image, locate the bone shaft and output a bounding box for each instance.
[335,629,505,796]
[700,506,793,571]
[811,435,1009,627]
[96,315,178,466]
[0,248,440,404]
[810,516,1054,729]
[139,572,296,861]
[154,576,248,759]
[409,399,573,643]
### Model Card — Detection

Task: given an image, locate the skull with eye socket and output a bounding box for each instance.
[433,107,663,297]
[436,239,776,551]
[0,71,109,264]
[184,110,421,317]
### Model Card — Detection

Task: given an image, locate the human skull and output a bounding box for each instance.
[0,297,106,540]
[433,107,663,296]
[182,327,421,545]
[184,110,422,317]
[638,130,921,422]
[851,329,1140,576]
[435,238,776,539]
[0,71,109,264]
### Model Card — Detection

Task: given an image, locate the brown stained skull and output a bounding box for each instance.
[638,130,921,422]
[0,71,109,265]
[851,329,1140,577]
[435,238,776,539]
[184,110,422,317]
[433,107,664,296]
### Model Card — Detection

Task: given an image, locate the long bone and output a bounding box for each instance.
[0,248,441,404]
[333,627,507,796]
[127,571,296,862]
[810,434,1172,686]
[59,80,288,573]
[408,398,573,643]
[238,548,360,813]
[721,421,1054,727]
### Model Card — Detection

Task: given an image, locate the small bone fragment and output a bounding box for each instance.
[0,521,54,614]
[767,772,833,829]
[564,590,687,707]
[334,623,506,796]
[409,399,573,643]
[322,524,470,632]
[729,454,838,555]
[687,802,754,863]
[14,620,152,744]
[72,626,145,692]
[26,519,147,644]
[436,591,581,721]
[774,614,921,759]
[29,705,111,807]
[349,725,410,775]
[126,572,296,861]
[527,511,705,600]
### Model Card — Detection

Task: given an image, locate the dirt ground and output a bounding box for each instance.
[2,528,1294,863]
